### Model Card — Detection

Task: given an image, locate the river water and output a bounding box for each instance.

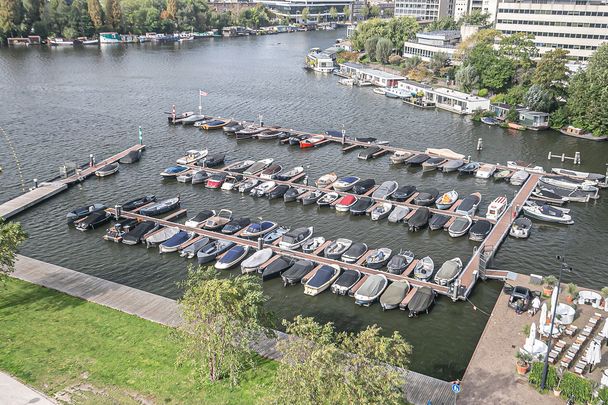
[1,29,607,380]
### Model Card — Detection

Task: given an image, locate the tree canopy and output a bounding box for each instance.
[351,17,419,51]
[0,220,27,283]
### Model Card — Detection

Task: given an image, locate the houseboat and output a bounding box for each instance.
[99,32,121,44]
[518,109,549,131]
[305,48,335,73]
[560,126,608,141]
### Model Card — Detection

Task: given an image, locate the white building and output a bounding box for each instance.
[452,0,498,21]
[394,0,450,21]
[259,0,353,21]
[403,30,460,62]
[431,87,490,114]
[495,0,608,61]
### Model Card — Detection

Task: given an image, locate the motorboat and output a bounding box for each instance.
[371,203,392,221]
[144,226,179,247]
[119,150,141,164]
[241,221,278,238]
[284,187,307,203]
[493,169,512,181]
[365,248,392,269]
[225,160,255,173]
[349,197,374,215]
[75,210,111,231]
[458,162,480,175]
[206,172,228,189]
[262,226,290,244]
[475,164,496,179]
[202,209,233,230]
[324,238,352,260]
[331,269,361,295]
[335,195,357,211]
[315,172,338,188]
[122,221,157,245]
[341,242,368,263]
[221,217,251,234]
[268,184,290,199]
[160,165,189,177]
[413,188,439,206]
[551,168,605,182]
[281,260,315,286]
[354,274,388,306]
[279,227,313,249]
[95,162,119,177]
[332,176,360,192]
[372,181,398,200]
[404,154,430,166]
[510,170,530,186]
[50,38,74,46]
[180,114,209,125]
[179,237,211,259]
[540,175,597,192]
[223,122,244,134]
[275,166,304,181]
[455,193,481,216]
[176,171,194,183]
[66,203,106,224]
[481,116,499,126]
[392,185,417,201]
[413,256,435,281]
[250,181,276,198]
[380,281,410,310]
[469,220,492,241]
[448,216,473,237]
[522,201,573,224]
[197,240,235,264]
[441,159,465,173]
[159,231,194,254]
[386,250,415,274]
[358,146,382,160]
[241,248,273,274]
[507,160,544,174]
[185,210,216,228]
[244,159,273,175]
[434,258,463,286]
[486,196,508,221]
[260,164,282,180]
[407,207,430,232]
[406,287,435,317]
[238,178,259,193]
[510,217,533,239]
[299,135,326,148]
[261,256,295,280]
[428,213,449,230]
[221,175,242,191]
[288,134,309,145]
[531,187,568,205]
[535,185,589,203]
[103,219,138,242]
[390,150,412,164]
[352,179,376,195]
[421,157,446,172]
[167,111,194,123]
[435,190,458,210]
[301,236,326,253]
[301,190,324,205]
[176,149,208,165]
[235,126,265,139]
[200,118,231,130]
[200,153,225,168]
[215,245,250,269]
[317,192,340,207]
[425,148,465,160]
[139,197,180,217]
[257,130,287,140]
[191,170,210,185]
[388,206,409,223]
[304,265,341,296]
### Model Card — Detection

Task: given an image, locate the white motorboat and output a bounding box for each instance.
[507,160,544,174]
[301,236,326,253]
[304,264,341,296]
[144,226,180,248]
[455,192,481,216]
[250,181,276,197]
[435,190,458,210]
[522,201,573,224]
[371,202,392,221]
[371,181,398,200]
[176,171,194,183]
[176,149,208,165]
[244,158,273,175]
[551,168,605,182]
[475,164,496,179]
[354,274,388,306]
[278,227,313,249]
[510,217,532,238]
[316,172,338,188]
[241,248,273,274]
[413,256,434,281]
[540,175,598,192]
[390,150,412,164]
[215,245,250,270]
[486,196,508,221]
[448,216,473,238]
[185,210,215,228]
[332,176,360,192]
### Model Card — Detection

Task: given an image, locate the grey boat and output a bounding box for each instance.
[365,248,392,269]
[441,159,464,172]
[388,205,410,223]
[379,281,410,310]
[387,250,414,274]
[341,242,368,263]
[371,181,399,200]
[434,258,463,286]
[241,248,273,274]
[448,216,473,237]
[510,170,530,186]
[179,237,211,259]
[413,256,434,281]
[354,274,388,306]
[324,238,352,260]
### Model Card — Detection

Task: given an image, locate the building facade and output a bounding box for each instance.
[259,0,353,21]
[394,0,450,21]
[402,29,460,61]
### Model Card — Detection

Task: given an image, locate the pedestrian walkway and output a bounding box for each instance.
[0,371,56,405]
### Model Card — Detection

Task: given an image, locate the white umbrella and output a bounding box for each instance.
[539,303,548,334]
[585,341,602,372]
[526,322,537,348]
[601,319,608,339]
[551,284,559,315]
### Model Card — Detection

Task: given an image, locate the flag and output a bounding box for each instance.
[199,90,208,97]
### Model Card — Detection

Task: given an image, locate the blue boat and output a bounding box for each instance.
[160,165,189,177]
[215,245,250,270]
[197,240,235,264]
[241,221,278,238]
[159,231,194,254]
[481,116,499,126]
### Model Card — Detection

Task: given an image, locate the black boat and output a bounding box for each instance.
[458,162,480,174]
[277,131,292,140]
[235,126,265,139]
[352,179,376,195]
[268,184,290,199]
[103,218,138,242]
[139,197,180,217]
[428,213,450,230]
[469,220,492,241]
[261,256,295,280]
[185,210,216,228]
[456,193,481,215]
[75,210,111,231]
[301,190,323,205]
[226,160,255,173]
[66,203,106,224]
[281,260,315,286]
[192,170,210,185]
[201,153,225,167]
[122,221,158,245]
[406,286,435,317]
[288,134,308,145]
[341,242,368,264]
[122,195,156,211]
[407,207,430,232]
[391,185,417,201]
[119,149,142,164]
[330,269,361,295]
[386,251,414,274]
[358,146,381,160]
[404,153,430,166]
[221,217,251,234]
[413,188,439,206]
[349,197,374,215]
[355,137,378,143]
[284,187,306,202]
[223,122,243,134]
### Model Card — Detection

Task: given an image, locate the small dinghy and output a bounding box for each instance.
[203,209,233,230]
[341,242,368,264]
[413,256,434,281]
[365,248,392,269]
[387,250,415,274]
[324,238,352,260]
[197,240,235,264]
[284,187,307,202]
[407,207,430,232]
[507,160,544,174]
[275,166,304,181]
[159,231,194,253]
[522,201,573,224]
[262,226,290,244]
[281,260,315,286]
[160,165,189,177]
[388,205,409,223]
[260,164,282,180]
[332,176,360,192]
[304,265,341,296]
[335,195,357,212]
[241,221,278,238]
[331,269,361,295]
[414,188,439,206]
[261,256,295,280]
[221,217,251,234]
[372,181,398,200]
[185,210,216,228]
[215,245,250,270]
[122,195,156,211]
[434,258,463,286]
[191,170,209,185]
[475,164,496,179]
[238,178,259,193]
[428,213,449,230]
[176,149,208,165]
[103,219,138,242]
[354,274,388,306]
[257,129,283,140]
[469,220,492,241]
[493,169,512,181]
[200,118,230,130]
[279,227,313,249]
[435,190,458,210]
[241,248,273,274]
[404,153,430,166]
[145,226,180,247]
[177,171,194,183]
[179,237,211,259]
[392,185,417,201]
[301,236,326,253]
[268,184,290,199]
[441,159,464,173]
[250,181,276,198]
[299,135,325,148]
[119,150,141,164]
[67,203,106,224]
[390,150,412,164]
[315,172,338,188]
[349,197,374,215]
[458,162,480,175]
[75,210,111,231]
[371,202,392,221]
[421,157,446,172]
[236,126,265,140]
[448,216,473,237]
[317,192,340,207]
[95,162,119,177]
[122,221,157,245]
[510,170,530,186]
[301,190,324,205]
[352,179,376,195]
[455,193,481,216]
[226,160,256,173]
[201,153,225,168]
[510,217,533,239]
[205,172,227,189]
[380,281,410,310]
[407,287,435,317]
[358,146,382,160]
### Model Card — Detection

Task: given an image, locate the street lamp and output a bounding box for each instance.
[540,255,573,390]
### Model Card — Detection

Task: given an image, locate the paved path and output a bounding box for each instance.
[0,371,56,405]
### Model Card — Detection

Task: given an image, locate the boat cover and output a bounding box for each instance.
[380,282,409,306]
[355,275,387,300]
[429,214,449,229]
[436,259,462,281]
[342,243,368,261]
[282,260,315,283]
[408,287,434,313]
[307,265,338,288]
[408,207,430,228]
[242,248,273,269]
[332,270,360,290]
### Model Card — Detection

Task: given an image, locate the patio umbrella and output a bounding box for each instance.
[601,319,608,340]
[540,303,548,331]
[525,322,537,348]
[551,284,559,315]
[585,340,602,372]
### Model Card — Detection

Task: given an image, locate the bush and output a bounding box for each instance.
[478,88,489,97]
[549,105,568,129]
[559,372,592,403]
[388,54,402,65]
[375,37,393,64]
[364,37,380,62]
[528,362,558,391]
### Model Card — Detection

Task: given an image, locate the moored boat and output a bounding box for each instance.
[522,201,573,224]
[324,238,352,260]
[413,256,434,281]
[341,242,368,264]
[241,248,273,274]
[387,250,415,274]
[455,192,481,216]
[315,172,338,188]
[486,196,508,221]
[335,195,357,211]
[434,258,463,286]
[202,209,233,230]
[332,176,360,192]
[413,188,439,206]
[215,245,250,269]
[261,256,295,280]
[281,260,315,286]
[435,190,458,210]
[469,220,492,241]
[278,227,313,249]
[304,265,341,296]
[365,248,392,269]
[371,202,392,221]
[372,181,398,200]
[139,197,180,216]
[380,281,410,310]
[354,274,388,306]
[331,269,361,295]
[406,287,435,317]
[407,207,430,232]
[185,210,216,228]
[509,217,533,238]
[448,216,473,237]
[95,162,119,177]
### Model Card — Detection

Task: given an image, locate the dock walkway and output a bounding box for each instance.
[12,255,454,405]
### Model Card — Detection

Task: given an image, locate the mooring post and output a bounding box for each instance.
[476,137,483,151]
[561,153,565,162]
[89,154,94,167]
[114,204,122,220]
[138,126,143,145]
[574,151,581,165]
[467,155,471,163]
[257,237,263,250]
[33,178,38,189]
[341,124,346,145]
[547,151,552,160]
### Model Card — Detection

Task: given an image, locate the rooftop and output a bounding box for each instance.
[433,87,489,102]
[416,30,460,40]
[400,79,433,89]
[359,68,405,80]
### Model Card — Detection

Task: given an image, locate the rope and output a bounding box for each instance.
[0,126,26,192]
[465,297,492,317]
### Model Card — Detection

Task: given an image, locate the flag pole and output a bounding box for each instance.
[198,90,202,116]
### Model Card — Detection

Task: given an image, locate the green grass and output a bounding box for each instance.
[0,278,276,404]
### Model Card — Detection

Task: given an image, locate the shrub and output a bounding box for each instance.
[364,37,380,62]
[375,37,393,64]
[559,372,592,403]
[544,275,558,287]
[478,88,489,97]
[528,362,558,391]
[388,54,402,65]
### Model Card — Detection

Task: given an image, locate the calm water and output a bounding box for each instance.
[1,30,607,380]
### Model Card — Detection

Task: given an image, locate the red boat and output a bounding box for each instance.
[334,194,357,212]
[205,173,227,189]
[299,135,325,149]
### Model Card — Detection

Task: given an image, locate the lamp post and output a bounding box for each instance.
[540,255,573,390]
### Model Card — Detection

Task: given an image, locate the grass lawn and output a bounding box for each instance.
[0,278,276,404]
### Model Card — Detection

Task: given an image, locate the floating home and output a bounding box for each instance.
[431,88,490,115]
[518,109,550,131]
[337,63,405,87]
[305,48,335,73]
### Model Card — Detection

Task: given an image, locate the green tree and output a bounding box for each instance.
[370,5,380,18]
[425,16,458,32]
[68,0,94,36]
[273,316,412,405]
[329,6,337,21]
[0,0,23,39]
[375,37,392,63]
[533,48,569,98]
[384,7,393,17]
[460,10,490,26]
[0,220,27,283]
[506,106,519,123]
[499,32,537,70]
[402,55,421,71]
[360,5,369,20]
[178,266,272,385]
[342,5,350,22]
[364,36,379,62]
[429,51,449,75]
[87,0,104,29]
[111,0,123,31]
[166,0,177,20]
[455,65,479,93]
[104,0,116,28]
[524,84,554,112]
[301,7,309,22]
[21,0,41,29]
